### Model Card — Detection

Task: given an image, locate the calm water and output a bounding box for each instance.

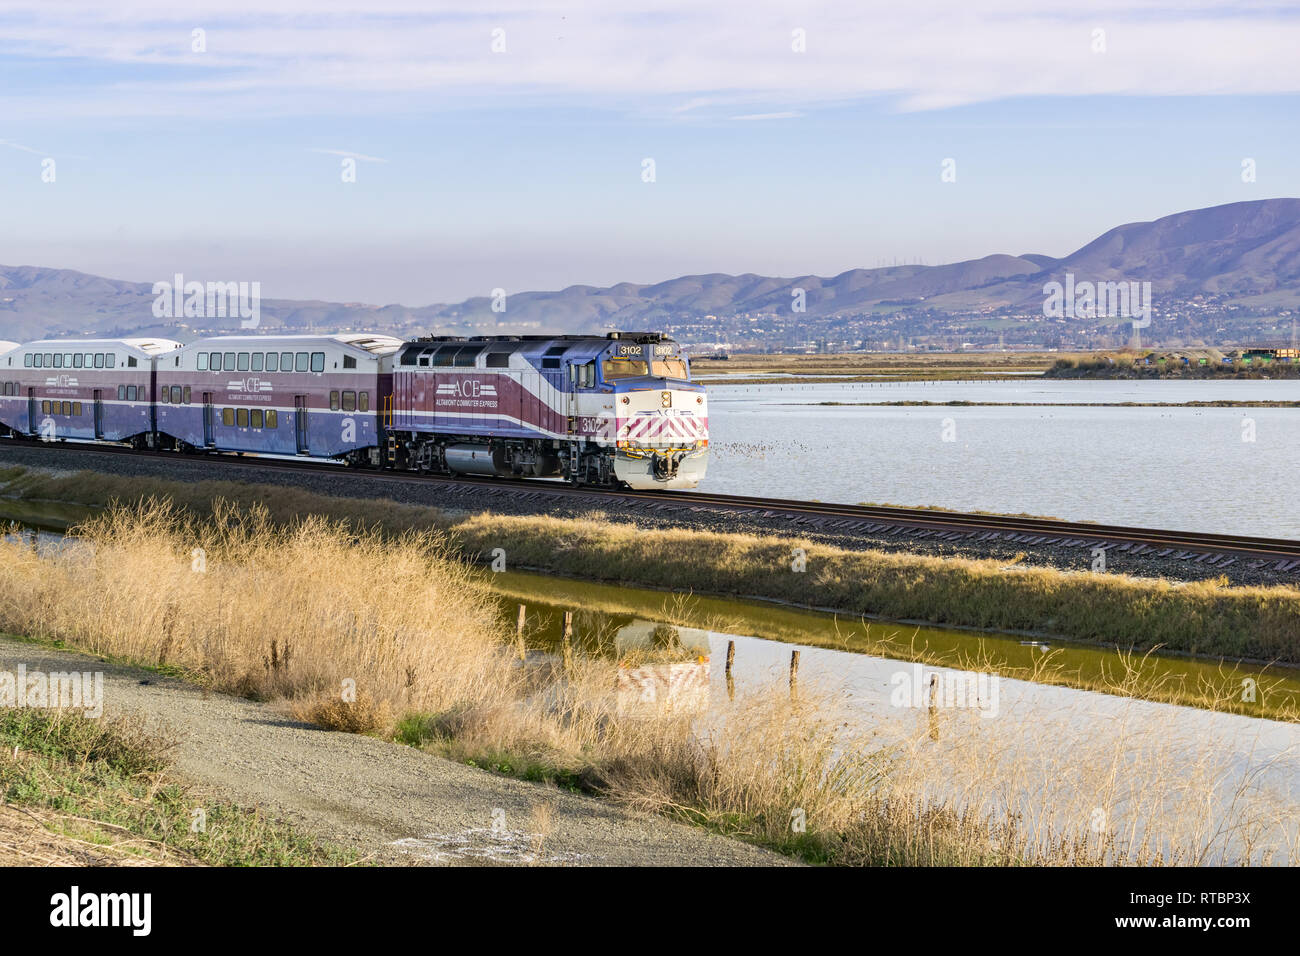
[490,569,1300,864]
[703,378,1300,536]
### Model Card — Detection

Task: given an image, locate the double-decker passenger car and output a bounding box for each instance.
[154,334,400,463]
[389,331,708,488]
[0,338,181,444]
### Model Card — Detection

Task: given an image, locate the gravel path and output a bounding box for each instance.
[1,441,1294,587]
[0,636,788,867]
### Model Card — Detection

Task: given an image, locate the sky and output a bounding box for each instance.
[2,0,1300,305]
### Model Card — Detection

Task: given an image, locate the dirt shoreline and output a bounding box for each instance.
[0,636,788,867]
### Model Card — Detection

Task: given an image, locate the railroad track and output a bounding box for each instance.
[6,437,1300,569]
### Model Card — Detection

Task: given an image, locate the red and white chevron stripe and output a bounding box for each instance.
[619,414,708,445]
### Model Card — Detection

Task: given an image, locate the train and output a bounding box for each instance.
[0,331,709,490]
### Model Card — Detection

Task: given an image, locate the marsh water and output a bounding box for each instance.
[703,377,1300,537]
[489,568,1300,863]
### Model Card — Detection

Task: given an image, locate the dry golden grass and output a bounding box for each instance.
[0,498,1295,865]
[452,512,1300,665]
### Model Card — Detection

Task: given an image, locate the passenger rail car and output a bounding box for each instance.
[389,331,708,489]
[0,338,180,444]
[154,334,400,463]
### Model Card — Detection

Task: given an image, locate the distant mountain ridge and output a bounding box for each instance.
[3,199,1298,343]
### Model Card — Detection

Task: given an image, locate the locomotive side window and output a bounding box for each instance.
[486,352,510,368]
[343,355,356,369]
[432,346,458,367]
[311,352,325,373]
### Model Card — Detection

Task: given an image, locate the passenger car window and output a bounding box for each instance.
[358,391,369,412]
[250,408,264,428]
[251,353,263,372]
[223,352,236,372]
[330,390,339,412]
[171,386,182,404]
[295,352,309,372]
[197,353,209,371]
[236,408,249,427]
[281,352,293,372]
[222,408,234,426]
[266,409,278,429]
[342,390,356,412]
[310,352,325,373]
[237,353,250,372]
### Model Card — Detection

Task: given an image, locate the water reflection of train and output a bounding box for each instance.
[0,331,708,490]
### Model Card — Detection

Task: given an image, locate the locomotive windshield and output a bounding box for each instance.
[602,358,649,379]
[651,358,688,379]
[602,355,689,381]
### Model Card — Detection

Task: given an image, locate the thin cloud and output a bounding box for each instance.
[2,2,1300,119]
[306,148,389,163]
[0,139,47,155]
[730,111,802,121]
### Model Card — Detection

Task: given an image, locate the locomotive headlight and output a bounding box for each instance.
[621,396,630,404]
[661,391,672,408]
[696,396,703,404]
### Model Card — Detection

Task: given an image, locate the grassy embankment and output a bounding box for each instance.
[0,708,355,865]
[3,465,1300,718]
[0,481,1295,865]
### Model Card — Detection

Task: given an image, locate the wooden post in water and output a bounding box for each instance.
[928,673,940,741]
[515,604,527,662]
[562,611,574,673]
[725,640,736,701]
[789,650,800,699]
